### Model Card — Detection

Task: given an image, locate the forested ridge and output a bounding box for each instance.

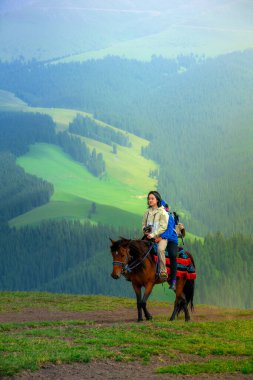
[0,111,106,177]
[0,51,252,235]
[69,114,131,147]
[0,152,53,222]
[0,111,106,212]
[0,220,252,308]
[0,220,133,297]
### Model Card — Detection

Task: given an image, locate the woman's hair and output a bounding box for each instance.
[147,191,162,207]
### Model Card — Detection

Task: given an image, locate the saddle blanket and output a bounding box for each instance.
[154,247,196,280]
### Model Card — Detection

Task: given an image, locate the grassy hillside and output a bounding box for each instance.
[10,142,155,228]
[0,91,200,241]
[0,90,157,227]
[0,292,252,377]
[1,1,253,62]
[8,101,158,228]
[54,26,253,64]
[0,89,27,111]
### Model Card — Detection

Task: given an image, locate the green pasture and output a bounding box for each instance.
[0,90,27,111]
[11,141,199,241]
[3,93,159,227]
[0,292,137,313]
[26,107,93,132]
[52,26,253,64]
[0,91,200,241]
[0,292,252,377]
[11,141,156,228]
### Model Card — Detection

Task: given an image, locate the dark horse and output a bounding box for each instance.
[110,238,195,322]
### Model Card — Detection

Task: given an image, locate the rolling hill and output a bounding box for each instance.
[0,89,201,246]
[0,91,158,229]
[1,0,253,62]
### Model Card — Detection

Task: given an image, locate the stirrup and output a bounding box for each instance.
[159,272,168,281]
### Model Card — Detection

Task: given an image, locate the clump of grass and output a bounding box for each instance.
[0,292,137,313]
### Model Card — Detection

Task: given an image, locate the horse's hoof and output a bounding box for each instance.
[137,318,144,322]
[146,315,153,321]
[185,318,190,322]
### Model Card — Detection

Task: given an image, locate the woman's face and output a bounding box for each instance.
[148,193,158,208]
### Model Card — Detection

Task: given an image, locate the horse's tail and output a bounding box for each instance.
[185,251,195,311]
[176,279,195,316]
[186,251,196,270]
[184,279,195,311]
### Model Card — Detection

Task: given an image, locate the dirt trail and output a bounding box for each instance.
[4,361,253,380]
[1,304,252,324]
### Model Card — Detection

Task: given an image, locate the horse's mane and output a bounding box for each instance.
[128,239,151,259]
[110,237,152,260]
[110,239,126,252]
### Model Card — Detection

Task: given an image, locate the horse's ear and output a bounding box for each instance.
[109,238,116,244]
[119,237,131,248]
[119,236,131,242]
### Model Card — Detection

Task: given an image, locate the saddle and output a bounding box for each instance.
[153,246,196,280]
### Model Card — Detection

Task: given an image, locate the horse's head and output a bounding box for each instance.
[110,238,131,279]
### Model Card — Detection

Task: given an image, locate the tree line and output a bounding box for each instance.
[0,111,55,156]
[0,111,107,220]
[0,220,252,309]
[0,111,106,177]
[57,131,105,177]
[69,114,131,147]
[0,152,53,222]
[0,220,133,298]
[187,233,253,309]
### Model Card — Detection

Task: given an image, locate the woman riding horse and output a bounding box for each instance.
[142,191,168,281]
[110,190,195,322]
[110,237,195,322]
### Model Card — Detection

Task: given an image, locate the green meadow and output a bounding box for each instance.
[7,99,158,228]
[0,292,252,377]
[0,90,27,111]
[2,90,199,242]
[52,26,253,64]
[0,90,199,246]
[10,141,155,228]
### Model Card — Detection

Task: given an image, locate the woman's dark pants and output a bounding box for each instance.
[167,241,178,281]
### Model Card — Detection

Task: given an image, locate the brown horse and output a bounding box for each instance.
[110,238,195,322]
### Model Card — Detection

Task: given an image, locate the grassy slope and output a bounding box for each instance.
[53,26,253,64]
[0,292,252,377]
[4,94,158,228]
[0,90,201,241]
[11,141,156,228]
[0,90,27,111]
[1,2,253,62]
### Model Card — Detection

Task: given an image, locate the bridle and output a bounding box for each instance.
[112,247,131,273]
[112,242,154,274]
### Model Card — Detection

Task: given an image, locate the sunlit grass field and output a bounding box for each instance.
[11,139,156,228]
[52,26,253,64]
[0,292,252,377]
[1,90,200,242]
[7,99,158,228]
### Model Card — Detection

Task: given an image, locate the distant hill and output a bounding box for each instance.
[0,99,160,232]
[0,52,252,235]
[1,0,253,62]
